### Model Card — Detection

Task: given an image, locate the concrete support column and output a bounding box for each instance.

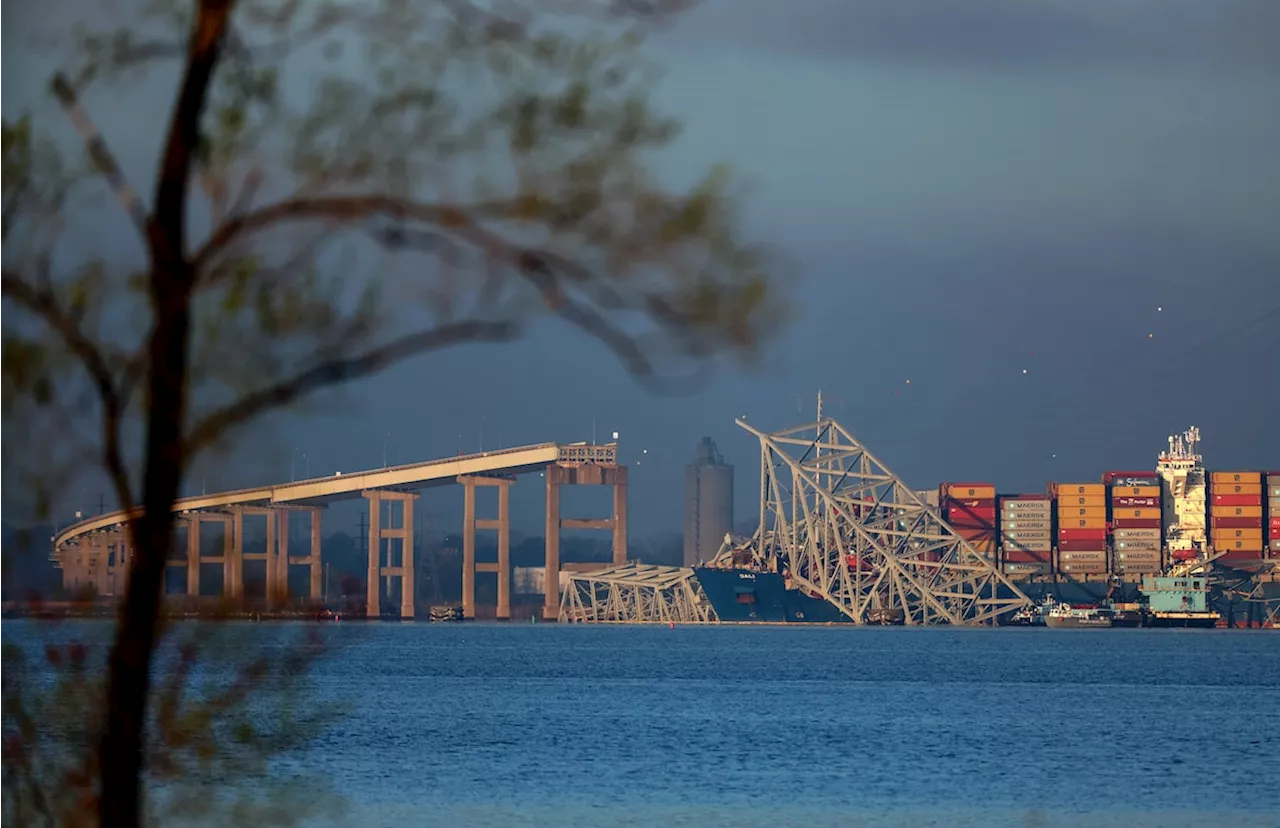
[264,509,277,600]
[366,492,382,617]
[310,508,323,602]
[273,510,290,606]
[462,480,476,620]
[228,507,244,599]
[186,516,200,597]
[544,467,561,620]
[401,500,415,619]
[611,466,628,566]
[497,482,510,620]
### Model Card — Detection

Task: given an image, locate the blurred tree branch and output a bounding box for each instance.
[1,0,790,825]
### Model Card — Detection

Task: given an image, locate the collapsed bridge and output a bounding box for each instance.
[560,405,1032,625]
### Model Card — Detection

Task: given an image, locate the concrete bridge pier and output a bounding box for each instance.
[364,490,417,619]
[459,475,514,620]
[543,464,628,620]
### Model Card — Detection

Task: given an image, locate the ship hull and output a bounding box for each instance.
[1045,615,1113,629]
[692,567,850,623]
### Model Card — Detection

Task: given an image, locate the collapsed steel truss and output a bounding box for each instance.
[733,414,1031,625]
[559,563,718,623]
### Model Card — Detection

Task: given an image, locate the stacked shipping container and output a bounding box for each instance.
[1106,471,1164,576]
[941,482,997,561]
[999,494,1052,575]
[1270,473,1280,557]
[1053,482,1108,576]
[1210,471,1265,566]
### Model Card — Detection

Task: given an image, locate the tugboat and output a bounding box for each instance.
[1003,595,1051,626]
[1044,600,1114,628]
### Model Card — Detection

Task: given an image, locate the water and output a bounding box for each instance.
[6,621,1280,827]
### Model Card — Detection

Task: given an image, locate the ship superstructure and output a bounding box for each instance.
[1158,427,1208,561]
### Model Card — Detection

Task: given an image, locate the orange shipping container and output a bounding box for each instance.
[1211,471,1261,485]
[1210,505,1263,519]
[945,484,996,499]
[1213,528,1263,540]
[1062,495,1106,508]
[1061,485,1106,497]
[1058,506,1107,519]
[1213,538,1264,552]
[1215,483,1262,496]
[1115,507,1161,520]
[1112,486,1161,498]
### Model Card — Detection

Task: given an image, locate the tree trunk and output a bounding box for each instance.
[96,3,235,825]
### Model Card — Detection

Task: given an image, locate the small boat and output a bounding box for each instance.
[1044,601,1113,628]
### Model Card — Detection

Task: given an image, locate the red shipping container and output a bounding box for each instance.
[1112,496,1159,508]
[948,503,996,516]
[1216,551,1265,566]
[1004,550,1051,563]
[1269,516,1280,529]
[1058,528,1108,540]
[1213,517,1261,529]
[1213,494,1263,507]
[956,528,995,540]
[1058,539,1108,552]
[1113,518,1161,529]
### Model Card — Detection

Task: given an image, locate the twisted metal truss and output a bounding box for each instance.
[559,563,719,623]
[735,414,1031,625]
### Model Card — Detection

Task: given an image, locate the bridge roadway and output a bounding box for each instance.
[53,441,628,620]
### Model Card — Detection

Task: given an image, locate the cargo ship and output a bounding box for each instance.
[692,564,849,623]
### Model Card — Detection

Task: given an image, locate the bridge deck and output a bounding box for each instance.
[54,442,566,549]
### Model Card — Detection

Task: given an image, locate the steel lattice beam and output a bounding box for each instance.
[733,414,1032,625]
[558,563,718,623]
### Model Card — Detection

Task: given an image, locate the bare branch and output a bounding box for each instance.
[1,272,136,512]
[184,318,519,453]
[48,74,150,237]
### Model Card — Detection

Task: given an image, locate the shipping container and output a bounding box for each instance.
[1112,496,1160,508]
[1055,483,1106,497]
[1003,533,1052,544]
[1212,537,1264,552]
[1216,552,1266,567]
[1210,471,1261,485]
[1116,532,1167,545]
[1059,564,1108,575]
[1003,549,1051,562]
[1002,520,1051,531]
[1214,483,1262,496]
[1058,540,1109,553]
[1058,548,1107,559]
[1113,518,1161,529]
[1213,516,1261,529]
[1210,505,1263,519]
[1213,494,1263,507]
[949,502,997,517]
[998,560,1049,573]
[1271,516,1280,530]
[1111,485,1161,498]
[1059,517,1107,530]
[1058,527,1108,540]
[1114,507,1161,520]
[1061,495,1107,508]
[1212,528,1264,540]
[942,483,997,499]
[1059,506,1107,519]
[1000,493,1051,501]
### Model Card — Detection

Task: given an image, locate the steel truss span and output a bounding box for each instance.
[559,563,718,623]
[734,414,1032,625]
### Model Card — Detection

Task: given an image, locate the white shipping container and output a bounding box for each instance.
[1114,529,1161,540]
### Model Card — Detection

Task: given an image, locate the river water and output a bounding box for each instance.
[6,621,1280,827]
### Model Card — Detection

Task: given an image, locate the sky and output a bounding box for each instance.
[4,0,1279,538]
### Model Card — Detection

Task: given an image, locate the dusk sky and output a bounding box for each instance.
[4,1,1278,538]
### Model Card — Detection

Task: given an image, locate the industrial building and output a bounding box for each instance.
[683,437,734,566]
